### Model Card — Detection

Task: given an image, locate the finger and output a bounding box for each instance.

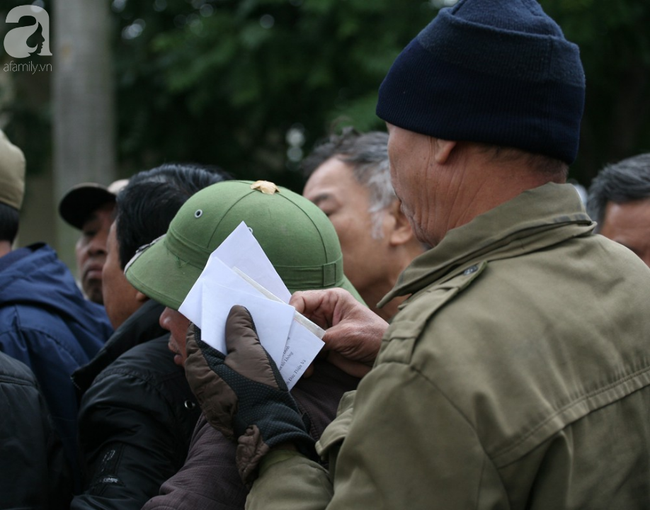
[185,323,202,362]
[224,305,277,387]
[289,289,343,329]
[289,291,330,328]
[224,305,258,353]
[288,291,308,314]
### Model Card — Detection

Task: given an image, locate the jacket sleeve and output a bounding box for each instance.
[71,369,188,510]
[0,329,33,368]
[248,361,507,509]
[1,326,84,486]
[246,451,333,510]
[143,414,248,510]
[0,358,73,509]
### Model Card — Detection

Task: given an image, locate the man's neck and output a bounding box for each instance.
[367,245,424,321]
[424,148,562,246]
[0,241,12,258]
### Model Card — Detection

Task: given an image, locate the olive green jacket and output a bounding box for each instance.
[248,183,650,510]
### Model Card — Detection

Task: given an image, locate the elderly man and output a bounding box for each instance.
[587,153,650,267]
[59,179,128,304]
[302,130,426,320]
[173,1,650,508]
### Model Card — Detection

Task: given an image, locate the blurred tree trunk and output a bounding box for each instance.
[52,0,115,268]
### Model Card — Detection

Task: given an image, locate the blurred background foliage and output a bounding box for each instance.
[111,0,433,188]
[2,0,650,189]
[543,0,650,179]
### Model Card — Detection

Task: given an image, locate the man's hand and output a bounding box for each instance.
[291,288,388,378]
[184,305,315,484]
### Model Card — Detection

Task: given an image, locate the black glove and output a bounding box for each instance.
[185,305,316,483]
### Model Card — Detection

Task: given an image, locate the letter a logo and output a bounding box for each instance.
[4,5,52,59]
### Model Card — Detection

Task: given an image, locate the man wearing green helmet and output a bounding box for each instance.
[125,180,363,508]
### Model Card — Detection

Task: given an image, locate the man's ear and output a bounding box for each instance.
[135,291,149,303]
[386,200,415,247]
[434,139,457,164]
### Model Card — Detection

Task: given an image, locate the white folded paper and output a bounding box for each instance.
[178,222,324,389]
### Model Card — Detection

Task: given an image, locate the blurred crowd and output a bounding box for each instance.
[2,0,650,508]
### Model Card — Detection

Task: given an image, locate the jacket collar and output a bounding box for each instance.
[72,299,166,397]
[380,183,594,305]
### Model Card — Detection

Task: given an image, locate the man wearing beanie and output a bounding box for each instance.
[183,1,650,509]
[0,129,112,491]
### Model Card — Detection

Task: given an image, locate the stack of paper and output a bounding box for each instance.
[179,222,325,389]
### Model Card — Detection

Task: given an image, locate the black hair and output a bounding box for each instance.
[115,163,231,268]
[0,203,19,244]
[587,154,650,232]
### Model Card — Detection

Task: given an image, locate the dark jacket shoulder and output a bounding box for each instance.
[74,311,200,510]
[0,352,72,509]
[0,243,112,489]
[73,299,166,397]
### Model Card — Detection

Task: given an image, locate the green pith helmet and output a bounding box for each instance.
[125,180,364,309]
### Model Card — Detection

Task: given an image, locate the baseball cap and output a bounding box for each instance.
[125,180,364,309]
[0,129,26,211]
[59,179,129,229]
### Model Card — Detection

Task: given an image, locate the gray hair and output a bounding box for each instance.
[587,153,650,232]
[302,130,394,238]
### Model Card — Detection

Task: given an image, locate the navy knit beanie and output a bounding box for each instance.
[376,0,585,164]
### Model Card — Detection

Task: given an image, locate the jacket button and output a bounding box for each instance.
[462,265,479,275]
[184,400,196,409]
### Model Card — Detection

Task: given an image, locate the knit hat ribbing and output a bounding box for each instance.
[376,0,585,164]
